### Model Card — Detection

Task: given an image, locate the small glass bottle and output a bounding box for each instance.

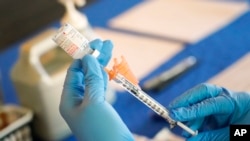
[53,23,99,59]
[53,23,116,104]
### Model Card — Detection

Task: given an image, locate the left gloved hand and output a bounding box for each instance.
[59,39,134,141]
[169,83,250,141]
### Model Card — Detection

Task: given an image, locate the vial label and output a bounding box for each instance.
[53,23,91,59]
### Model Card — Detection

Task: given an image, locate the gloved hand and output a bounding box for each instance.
[59,39,134,141]
[169,83,250,141]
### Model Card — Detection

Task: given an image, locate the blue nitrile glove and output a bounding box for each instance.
[169,83,250,141]
[59,39,134,141]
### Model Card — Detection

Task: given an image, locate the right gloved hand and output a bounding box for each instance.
[169,83,250,141]
[59,39,135,141]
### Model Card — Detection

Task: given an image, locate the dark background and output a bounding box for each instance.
[0,0,95,51]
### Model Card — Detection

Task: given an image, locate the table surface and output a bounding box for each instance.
[0,0,250,140]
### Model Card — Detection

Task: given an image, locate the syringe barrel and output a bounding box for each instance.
[114,74,175,125]
[114,73,198,136]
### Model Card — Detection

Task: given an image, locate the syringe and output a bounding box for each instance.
[111,73,198,136]
[53,23,198,136]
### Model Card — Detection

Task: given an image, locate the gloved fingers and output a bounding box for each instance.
[89,39,113,67]
[187,127,229,141]
[81,55,106,104]
[64,59,84,87]
[89,39,103,51]
[97,40,113,66]
[169,83,223,109]
[60,59,85,111]
[170,94,234,121]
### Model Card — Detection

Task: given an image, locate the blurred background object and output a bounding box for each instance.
[59,0,100,40]
[109,0,248,43]
[208,53,250,92]
[141,56,197,92]
[10,28,72,140]
[0,105,33,141]
[133,127,185,141]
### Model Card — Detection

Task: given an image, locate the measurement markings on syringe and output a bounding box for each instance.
[119,76,166,116]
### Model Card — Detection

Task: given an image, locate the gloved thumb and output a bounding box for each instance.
[82,54,108,104]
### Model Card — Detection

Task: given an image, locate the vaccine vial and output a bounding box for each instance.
[53,23,117,104]
[53,23,99,59]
